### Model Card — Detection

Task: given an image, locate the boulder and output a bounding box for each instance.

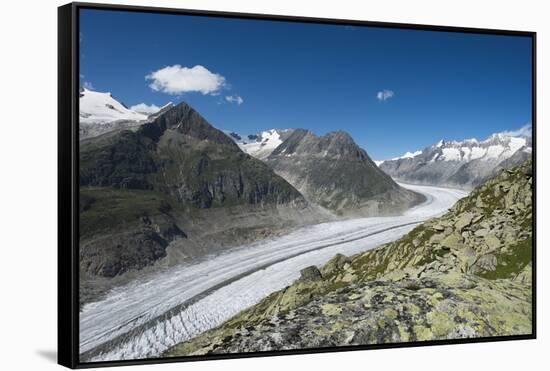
[474,228,489,237]
[299,266,322,282]
[441,232,463,250]
[485,234,501,250]
[321,253,350,276]
[455,212,475,232]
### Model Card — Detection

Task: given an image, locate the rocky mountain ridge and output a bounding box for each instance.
[80,102,307,207]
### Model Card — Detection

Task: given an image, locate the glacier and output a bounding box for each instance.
[79,183,467,361]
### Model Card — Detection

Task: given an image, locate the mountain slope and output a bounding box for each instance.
[264,129,424,215]
[165,159,532,355]
[80,102,307,207]
[144,102,175,121]
[379,131,532,189]
[79,102,318,305]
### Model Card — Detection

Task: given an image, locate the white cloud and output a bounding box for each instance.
[146,65,226,95]
[225,95,244,105]
[376,89,394,101]
[498,123,532,138]
[82,81,94,90]
[130,103,161,115]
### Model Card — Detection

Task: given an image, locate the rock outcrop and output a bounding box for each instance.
[165,160,533,356]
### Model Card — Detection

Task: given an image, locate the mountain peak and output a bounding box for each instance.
[268,128,367,160]
[137,101,238,149]
[264,128,423,214]
[323,130,355,143]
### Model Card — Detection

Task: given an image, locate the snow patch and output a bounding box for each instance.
[441,147,462,161]
[229,129,290,159]
[80,88,148,124]
[507,136,527,154]
[391,150,422,161]
[460,147,471,161]
[470,146,485,160]
[485,144,506,159]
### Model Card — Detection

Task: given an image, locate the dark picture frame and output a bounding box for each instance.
[58,2,537,368]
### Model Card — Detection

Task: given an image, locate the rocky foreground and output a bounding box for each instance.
[165,160,533,356]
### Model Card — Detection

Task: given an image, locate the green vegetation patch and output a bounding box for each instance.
[478,238,532,280]
[79,187,183,239]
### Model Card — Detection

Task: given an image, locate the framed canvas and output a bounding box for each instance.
[58,2,536,368]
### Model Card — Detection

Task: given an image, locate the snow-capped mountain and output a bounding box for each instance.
[389,150,423,161]
[378,127,532,188]
[227,129,296,159]
[79,88,148,124]
[79,88,172,140]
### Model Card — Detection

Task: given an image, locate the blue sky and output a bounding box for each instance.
[79,9,532,159]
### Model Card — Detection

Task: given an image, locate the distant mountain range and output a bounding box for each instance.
[78,91,426,303]
[79,90,423,217]
[378,131,532,189]
[80,89,421,216]
[79,89,532,193]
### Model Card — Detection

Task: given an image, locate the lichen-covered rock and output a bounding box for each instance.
[320,253,350,276]
[164,273,531,356]
[455,212,474,231]
[298,266,323,282]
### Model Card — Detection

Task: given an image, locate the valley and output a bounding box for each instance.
[78,98,427,306]
[79,183,466,361]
